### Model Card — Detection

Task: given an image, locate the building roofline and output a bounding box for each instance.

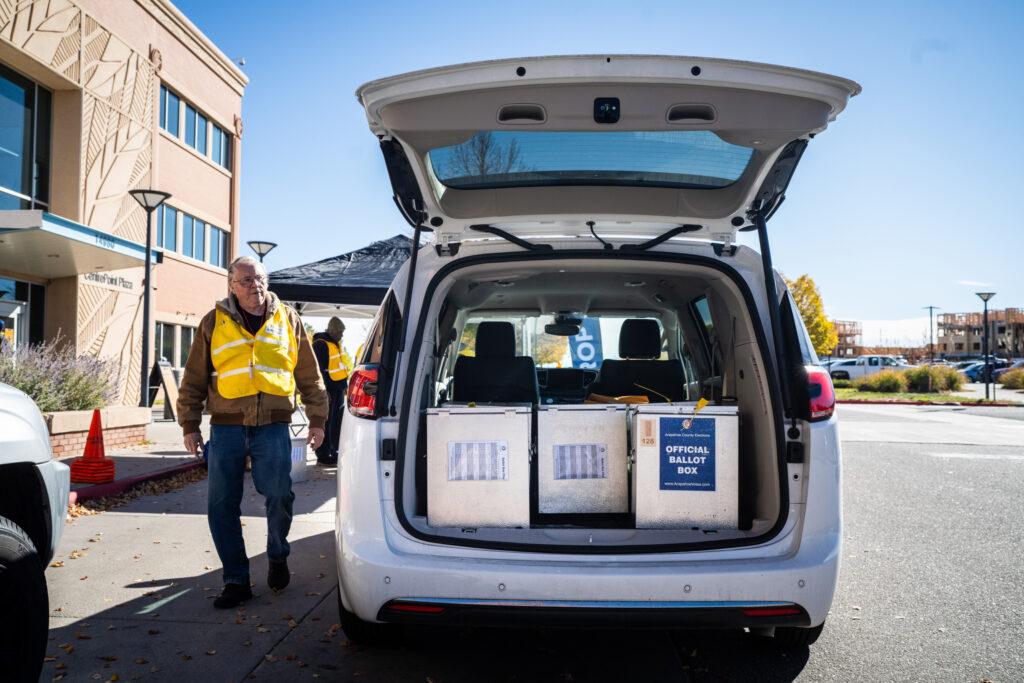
[142,0,249,93]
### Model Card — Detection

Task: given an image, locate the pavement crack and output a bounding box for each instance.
[241,583,337,679]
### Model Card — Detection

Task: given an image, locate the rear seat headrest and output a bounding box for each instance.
[475,321,516,358]
[619,319,661,359]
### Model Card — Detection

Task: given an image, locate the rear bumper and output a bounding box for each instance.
[378,598,811,629]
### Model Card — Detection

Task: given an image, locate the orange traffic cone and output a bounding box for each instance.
[70,409,115,484]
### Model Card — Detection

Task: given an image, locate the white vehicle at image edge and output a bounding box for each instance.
[335,55,859,647]
[828,354,911,381]
[0,382,71,680]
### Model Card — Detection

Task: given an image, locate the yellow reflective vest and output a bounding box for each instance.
[315,338,352,382]
[211,307,298,399]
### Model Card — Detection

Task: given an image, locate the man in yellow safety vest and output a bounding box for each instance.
[312,316,352,465]
[177,256,328,609]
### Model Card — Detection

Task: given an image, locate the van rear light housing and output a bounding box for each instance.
[806,365,835,422]
[347,364,381,419]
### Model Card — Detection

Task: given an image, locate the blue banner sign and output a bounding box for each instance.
[569,317,603,369]
[659,417,716,491]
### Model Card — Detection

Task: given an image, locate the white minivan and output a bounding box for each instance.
[335,56,857,647]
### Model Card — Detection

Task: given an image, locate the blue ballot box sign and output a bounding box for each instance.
[659,416,716,491]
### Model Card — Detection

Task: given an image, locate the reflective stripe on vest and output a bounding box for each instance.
[211,307,297,399]
[317,338,350,381]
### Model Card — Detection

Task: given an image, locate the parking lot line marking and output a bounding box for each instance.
[928,453,1024,462]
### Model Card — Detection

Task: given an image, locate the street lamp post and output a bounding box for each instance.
[129,189,171,408]
[923,305,939,363]
[976,292,995,401]
[246,240,278,262]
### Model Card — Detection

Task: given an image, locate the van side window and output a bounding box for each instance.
[358,292,403,411]
[869,357,879,367]
[783,293,817,365]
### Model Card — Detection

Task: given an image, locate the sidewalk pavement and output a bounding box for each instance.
[953,381,1024,403]
[64,408,316,503]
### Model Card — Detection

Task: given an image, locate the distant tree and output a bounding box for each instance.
[785,274,838,357]
[447,132,522,178]
[303,322,316,338]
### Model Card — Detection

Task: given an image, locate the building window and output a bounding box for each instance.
[184,105,208,154]
[157,205,177,250]
[211,125,231,169]
[208,226,228,268]
[160,85,180,136]
[972,342,981,350]
[179,326,195,367]
[0,63,51,209]
[181,213,206,261]
[156,322,175,365]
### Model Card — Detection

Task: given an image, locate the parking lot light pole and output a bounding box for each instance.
[976,292,995,401]
[247,240,277,262]
[923,305,939,363]
[129,189,172,408]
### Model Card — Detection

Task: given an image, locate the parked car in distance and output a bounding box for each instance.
[0,383,71,681]
[993,359,1024,381]
[960,362,986,382]
[828,355,910,380]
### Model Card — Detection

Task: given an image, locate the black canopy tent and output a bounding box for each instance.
[268,234,412,317]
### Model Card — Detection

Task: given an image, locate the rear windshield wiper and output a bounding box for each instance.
[468,224,554,251]
[619,224,703,252]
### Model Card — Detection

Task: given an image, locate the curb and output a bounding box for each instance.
[69,459,205,505]
[837,399,1020,407]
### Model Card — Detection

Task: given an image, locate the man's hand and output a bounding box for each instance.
[184,432,204,456]
[307,427,325,450]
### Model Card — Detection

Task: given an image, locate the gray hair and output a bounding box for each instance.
[227,255,266,279]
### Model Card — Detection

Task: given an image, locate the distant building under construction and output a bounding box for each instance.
[937,308,1024,358]
[831,320,862,357]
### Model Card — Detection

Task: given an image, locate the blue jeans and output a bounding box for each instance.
[207,423,294,586]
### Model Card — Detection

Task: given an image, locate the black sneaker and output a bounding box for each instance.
[213,583,253,609]
[268,559,290,591]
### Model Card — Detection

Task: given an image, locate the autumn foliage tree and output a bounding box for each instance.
[784,274,838,357]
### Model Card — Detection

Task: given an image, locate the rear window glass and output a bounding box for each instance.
[427,131,754,190]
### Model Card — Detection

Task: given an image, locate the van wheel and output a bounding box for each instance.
[772,623,824,647]
[0,515,49,682]
[831,371,849,380]
[337,591,394,646]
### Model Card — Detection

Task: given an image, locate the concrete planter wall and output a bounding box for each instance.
[44,406,151,458]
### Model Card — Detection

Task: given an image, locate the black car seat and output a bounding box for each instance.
[453,321,539,403]
[588,319,686,402]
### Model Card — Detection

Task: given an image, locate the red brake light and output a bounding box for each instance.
[347,364,380,419]
[806,365,835,422]
[386,601,446,614]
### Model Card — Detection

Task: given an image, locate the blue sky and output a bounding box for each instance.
[176,0,1023,343]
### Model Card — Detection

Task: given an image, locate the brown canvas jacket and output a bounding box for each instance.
[176,292,328,436]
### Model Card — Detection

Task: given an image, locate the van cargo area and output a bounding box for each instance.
[393,254,786,551]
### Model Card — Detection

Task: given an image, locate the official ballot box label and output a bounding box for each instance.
[659,417,716,491]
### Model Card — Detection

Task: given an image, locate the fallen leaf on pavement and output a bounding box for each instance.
[55,662,67,670]
[264,654,277,663]
[79,576,88,581]
[134,659,148,665]
[181,654,192,661]
[50,561,64,568]
[305,592,320,597]
[147,629,160,636]
[257,627,269,633]
[76,633,92,640]
[44,656,56,662]
[99,655,117,661]
[206,650,217,656]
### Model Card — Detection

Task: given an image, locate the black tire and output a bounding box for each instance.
[831,371,849,380]
[772,623,824,647]
[336,590,395,646]
[0,515,49,682]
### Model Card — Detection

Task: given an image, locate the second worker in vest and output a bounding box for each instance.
[312,317,351,465]
[177,255,328,609]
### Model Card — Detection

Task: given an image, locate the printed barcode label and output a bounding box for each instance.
[553,444,608,480]
[447,441,509,481]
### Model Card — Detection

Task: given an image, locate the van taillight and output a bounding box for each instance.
[806,365,835,422]
[347,364,380,419]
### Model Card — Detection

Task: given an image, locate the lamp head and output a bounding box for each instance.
[975,292,995,303]
[247,240,278,258]
[129,189,171,211]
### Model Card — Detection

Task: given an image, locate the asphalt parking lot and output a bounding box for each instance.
[41,404,1024,682]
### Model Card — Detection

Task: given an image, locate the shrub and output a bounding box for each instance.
[855,369,908,393]
[904,365,963,393]
[0,338,117,412]
[1001,369,1024,391]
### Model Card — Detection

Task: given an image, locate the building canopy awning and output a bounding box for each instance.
[0,210,159,279]
[269,234,412,319]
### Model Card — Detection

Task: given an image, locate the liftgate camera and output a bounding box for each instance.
[594,97,620,124]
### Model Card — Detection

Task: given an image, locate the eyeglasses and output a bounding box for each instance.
[232,276,268,288]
